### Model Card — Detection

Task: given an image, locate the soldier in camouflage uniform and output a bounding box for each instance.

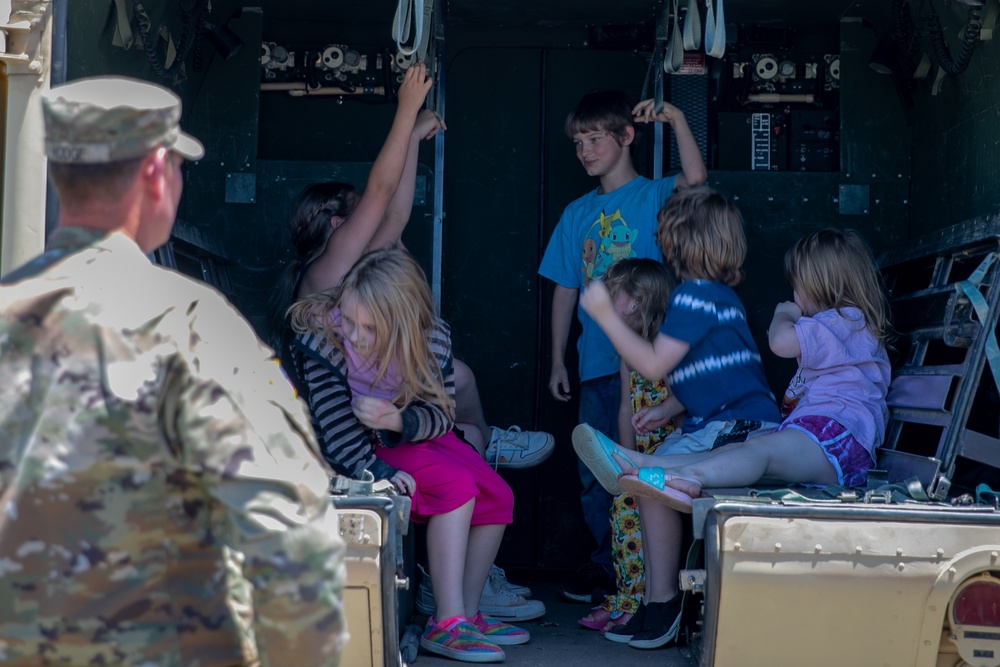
[0,77,346,666]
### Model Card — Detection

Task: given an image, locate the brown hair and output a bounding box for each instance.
[564,89,635,143]
[656,186,746,287]
[288,248,453,417]
[784,228,891,342]
[48,157,145,204]
[603,258,676,340]
[268,181,359,346]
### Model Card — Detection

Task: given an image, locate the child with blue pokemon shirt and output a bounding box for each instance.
[538,89,707,601]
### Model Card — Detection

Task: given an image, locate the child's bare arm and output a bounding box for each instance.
[632,100,708,189]
[768,301,802,358]
[617,361,636,450]
[368,109,446,252]
[632,394,685,435]
[301,63,432,293]
[581,280,689,380]
[549,285,578,401]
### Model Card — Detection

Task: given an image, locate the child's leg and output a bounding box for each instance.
[454,359,491,453]
[672,428,838,488]
[463,523,505,617]
[426,498,476,621]
[456,420,485,458]
[636,498,684,603]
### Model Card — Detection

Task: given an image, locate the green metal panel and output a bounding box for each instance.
[908,2,1000,234]
[444,43,649,569]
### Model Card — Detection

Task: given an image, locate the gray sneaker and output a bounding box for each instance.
[416,564,546,622]
[480,568,546,621]
[488,564,531,598]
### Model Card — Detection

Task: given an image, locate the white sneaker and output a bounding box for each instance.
[416,564,545,622]
[485,426,555,469]
[481,569,546,621]
[489,564,531,598]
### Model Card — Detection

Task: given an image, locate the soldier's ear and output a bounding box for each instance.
[142,147,169,200]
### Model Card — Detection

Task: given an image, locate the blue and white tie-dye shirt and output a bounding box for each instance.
[661,280,780,433]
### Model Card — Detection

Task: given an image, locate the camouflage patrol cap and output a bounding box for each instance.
[41,76,205,163]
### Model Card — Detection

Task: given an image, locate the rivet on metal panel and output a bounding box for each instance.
[855,546,863,554]
[898,563,905,571]
[896,547,903,556]
[774,543,781,551]
[734,542,741,551]
[936,548,945,557]
[949,567,957,578]
[991,551,998,562]
[814,544,822,553]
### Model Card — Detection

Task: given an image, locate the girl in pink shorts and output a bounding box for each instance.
[289,248,520,663]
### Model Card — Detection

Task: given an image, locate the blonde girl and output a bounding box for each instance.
[289,248,524,663]
[576,258,683,635]
[609,227,892,509]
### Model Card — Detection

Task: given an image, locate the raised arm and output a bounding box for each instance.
[300,63,433,294]
[632,100,708,189]
[768,301,803,358]
[368,108,446,252]
[581,280,690,380]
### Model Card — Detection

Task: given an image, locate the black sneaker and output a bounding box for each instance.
[604,603,647,644]
[561,561,615,603]
[627,594,683,650]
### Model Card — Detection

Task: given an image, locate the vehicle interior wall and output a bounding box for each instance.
[59,0,1000,572]
[905,3,1000,235]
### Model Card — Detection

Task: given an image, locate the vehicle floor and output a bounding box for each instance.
[407,578,698,666]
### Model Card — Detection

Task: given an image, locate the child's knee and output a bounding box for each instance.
[454,358,476,392]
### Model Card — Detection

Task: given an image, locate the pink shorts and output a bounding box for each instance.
[375,429,514,525]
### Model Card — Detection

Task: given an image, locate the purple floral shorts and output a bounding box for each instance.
[776,416,874,488]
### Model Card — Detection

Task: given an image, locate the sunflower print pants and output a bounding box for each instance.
[599,371,674,617]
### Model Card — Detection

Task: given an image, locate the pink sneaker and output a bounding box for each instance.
[420,616,505,662]
[470,611,531,646]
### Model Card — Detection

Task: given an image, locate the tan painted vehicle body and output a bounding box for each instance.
[1,2,1000,667]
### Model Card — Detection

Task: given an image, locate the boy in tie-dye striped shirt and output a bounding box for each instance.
[575,187,779,649]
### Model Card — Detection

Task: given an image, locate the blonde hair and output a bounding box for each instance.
[656,186,746,287]
[784,228,891,342]
[603,258,676,341]
[288,248,454,417]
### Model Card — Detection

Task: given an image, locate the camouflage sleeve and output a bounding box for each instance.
[164,293,346,666]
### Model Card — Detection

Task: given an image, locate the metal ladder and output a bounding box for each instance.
[878,215,1000,499]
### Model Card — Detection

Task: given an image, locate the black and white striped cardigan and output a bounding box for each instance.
[290,320,456,480]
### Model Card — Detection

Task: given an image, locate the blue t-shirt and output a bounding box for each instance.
[539,175,677,382]
[661,280,780,433]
